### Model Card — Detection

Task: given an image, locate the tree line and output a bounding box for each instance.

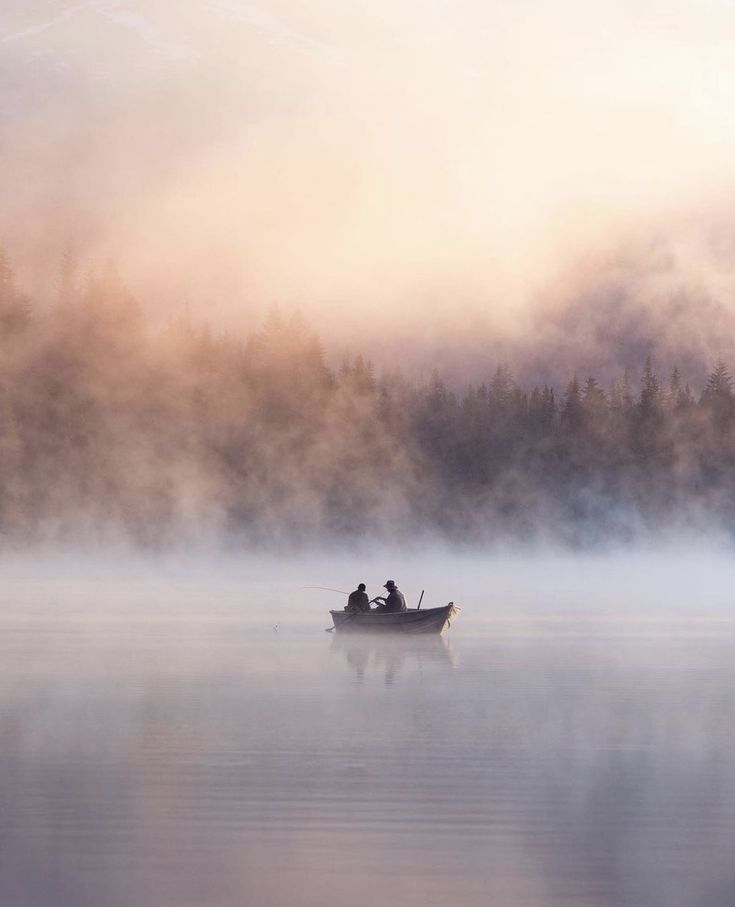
[0,247,734,547]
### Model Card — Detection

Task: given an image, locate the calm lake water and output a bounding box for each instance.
[2,552,735,907]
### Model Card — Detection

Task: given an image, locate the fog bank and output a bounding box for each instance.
[4,1,735,347]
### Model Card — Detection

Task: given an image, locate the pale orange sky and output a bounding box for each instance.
[3,0,735,337]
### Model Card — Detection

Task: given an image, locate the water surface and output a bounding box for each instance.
[2,554,735,907]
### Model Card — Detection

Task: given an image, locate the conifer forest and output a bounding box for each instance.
[1,248,735,547]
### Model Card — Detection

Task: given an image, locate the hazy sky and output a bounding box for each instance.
[3,0,735,338]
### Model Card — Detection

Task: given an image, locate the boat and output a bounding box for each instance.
[329,603,460,635]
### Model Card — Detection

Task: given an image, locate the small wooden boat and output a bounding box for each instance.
[330,603,460,635]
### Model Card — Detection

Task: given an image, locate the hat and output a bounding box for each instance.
[383,580,396,589]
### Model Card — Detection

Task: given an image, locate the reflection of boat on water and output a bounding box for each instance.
[329,603,460,635]
[332,633,457,683]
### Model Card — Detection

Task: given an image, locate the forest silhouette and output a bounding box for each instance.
[1,247,735,548]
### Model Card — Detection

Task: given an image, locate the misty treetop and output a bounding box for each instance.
[0,248,734,547]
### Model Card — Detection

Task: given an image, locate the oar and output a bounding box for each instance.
[417,589,425,610]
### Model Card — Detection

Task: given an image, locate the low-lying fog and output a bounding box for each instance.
[2,549,735,907]
[3,545,734,625]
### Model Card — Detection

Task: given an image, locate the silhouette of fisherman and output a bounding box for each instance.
[346,583,371,614]
[374,580,407,613]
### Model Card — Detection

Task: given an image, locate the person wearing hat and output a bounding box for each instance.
[374,580,407,613]
[346,583,371,614]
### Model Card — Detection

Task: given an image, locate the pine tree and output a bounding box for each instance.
[0,246,30,336]
[703,360,733,397]
[561,375,583,430]
[621,368,634,410]
[489,364,514,408]
[352,354,376,394]
[0,246,13,304]
[254,304,286,359]
[58,245,77,307]
[582,376,606,410]
[668,365,693,412]
[428,370,449,407]
[701,360,735,424]
[639,357,660,416]
[541,386,556,430]
[669,365,681,401]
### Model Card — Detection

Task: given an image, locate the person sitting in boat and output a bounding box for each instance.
[374,580,407,613]
[346,583,371,614]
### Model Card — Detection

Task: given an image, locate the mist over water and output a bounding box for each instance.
[2,551,735,907]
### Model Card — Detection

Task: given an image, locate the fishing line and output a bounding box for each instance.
[303,586,349,595]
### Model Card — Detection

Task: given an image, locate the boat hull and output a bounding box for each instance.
[330,604,460,635]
